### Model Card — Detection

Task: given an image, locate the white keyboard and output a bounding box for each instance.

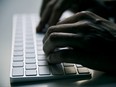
[10,14,92,83]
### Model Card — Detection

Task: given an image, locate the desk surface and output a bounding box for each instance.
[0,0,116,87]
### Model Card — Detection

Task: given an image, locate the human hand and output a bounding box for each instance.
[36,0,80,33]
[43,11,116,72]
[36,0,110,33]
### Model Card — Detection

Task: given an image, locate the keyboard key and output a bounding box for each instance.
[38,61,48,66]
[26,36,33,40]
[25,59,36,64]
[37,42,43,46]
[64,66,76,74]
[63,63,74,67]
[36,35,44,40]
[14,51,23,56]
[77,67,90,74]
[25,49,35,53]
[38,66,50,75]
[25,53,35,58]
[14,43,23,47]
[37,50,44,54]
[26,44,34,48]
[15,34,23,38]
[26,70,37,76]
[25,64,37,70]
[38,55,46,60]
[13,56,23,61]
[12,68,24,76]
[14,47,23,51]
[26,40,34,44]
[37,46,43,50]
[26,33,33,37]
[13,62,24,67]
[51,64,64,75]
[15,39,23,42]
[76,64,83,68]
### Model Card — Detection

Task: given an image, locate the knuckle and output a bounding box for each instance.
[76,11,92,17]
[77,20,92,30]
[49,32,57,41]
[48,26,55,30]
[83,21,93,29]
[48,26,55,34]
[80,11,92,14]
[83,20,91,26]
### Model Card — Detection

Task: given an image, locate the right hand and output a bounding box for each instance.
[43,11,116,73]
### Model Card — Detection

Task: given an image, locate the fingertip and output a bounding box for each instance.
[36,23,48,33]
[36,25,41,33]
[36,22,43,33]
[47,53,62,64]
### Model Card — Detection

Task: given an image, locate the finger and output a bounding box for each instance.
[47,49,114,73]
[43,20,94,43]
[36,0,57,33]
[57,11,106,25]
[43,32,84,55]
[40,0,51,17]
[47,0,69,26]
[47,49,81,64]
[47,48,94,64]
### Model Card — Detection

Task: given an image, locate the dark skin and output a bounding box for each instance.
[43,11,116,73]
[37,0,116,73]
[36,0,110,32]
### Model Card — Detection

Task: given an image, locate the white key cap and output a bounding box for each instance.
[38,66,50,75]
[64,66,76,74]
[37,46,43,50]
[38,61,48,66]
[37,50,44,54]
[76,64,83,68]
[78,67,90,74]
[14,51,23,56]
[63,63,74,66]
[25,49,35,53]
[26,70,37,76]
[13,62,24,67]
[13,56,23,61]
[38,55,46,60]
[25,64,37,69]
[26,40,34,44]
[26,37,33,40]
[15,39,23,42]
[25,59,36,64]
[14,47,23,51]
[25,53,35,58]
[14,43,23,47]
[37,42,43,46]
[26,44,34,48]
[12,68,24,76]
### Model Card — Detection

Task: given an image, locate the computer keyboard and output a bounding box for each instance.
[10,14,92,83]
